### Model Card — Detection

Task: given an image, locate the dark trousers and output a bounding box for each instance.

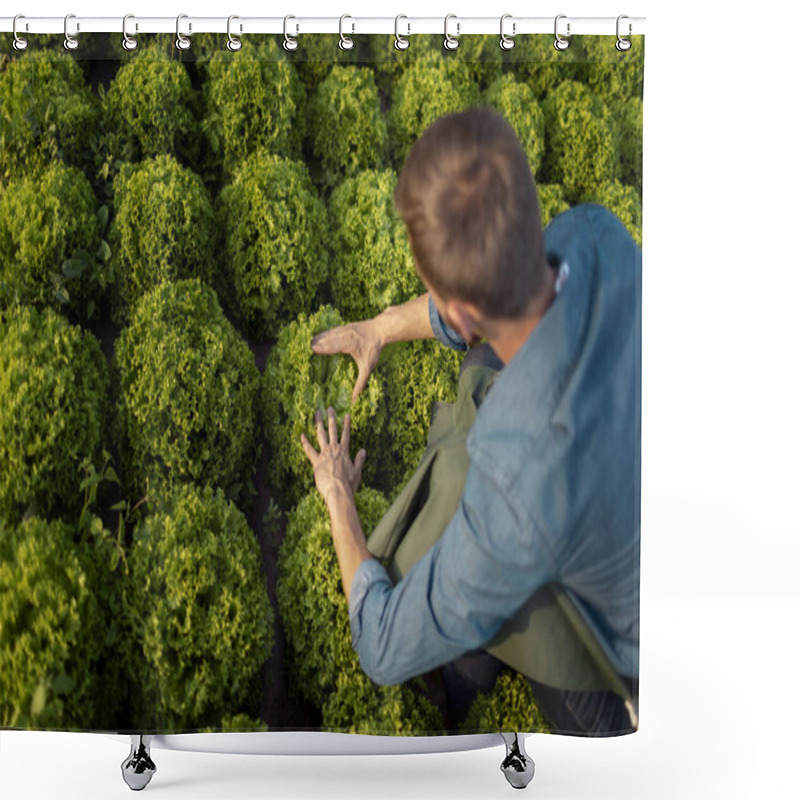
[442,648,636,736]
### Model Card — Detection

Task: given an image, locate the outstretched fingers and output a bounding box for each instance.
[300,433,319,466]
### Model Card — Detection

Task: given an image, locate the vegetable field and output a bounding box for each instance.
[0,32,642,734]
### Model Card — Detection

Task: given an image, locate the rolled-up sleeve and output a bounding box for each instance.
[428,294,468,352]
[347,464,557,686]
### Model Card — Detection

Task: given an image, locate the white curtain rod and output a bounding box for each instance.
[1,15,646,37]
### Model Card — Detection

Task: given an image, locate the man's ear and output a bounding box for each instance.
[443,298,482,345]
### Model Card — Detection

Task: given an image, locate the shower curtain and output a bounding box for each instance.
[0,25,643,738]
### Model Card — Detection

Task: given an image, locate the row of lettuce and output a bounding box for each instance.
[0,34,642,733]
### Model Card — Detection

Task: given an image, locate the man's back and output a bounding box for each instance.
[467,203,641,679]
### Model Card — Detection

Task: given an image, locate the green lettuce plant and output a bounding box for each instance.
[579,35,645,106]
[484,74,546,177]
[0,50,100,185]
[376,340,463,495]
[99,42,200,167]
[611,96,644,195]
[542,80,616,202]
[0,162,109,320]
[263,306,386,507]
[327,169,423,322]
[460,670,551,733]
[503,34,584,100]
[322,671,444,735]
[584,183,642,247]
[284,35,362,96]
[215,150,329,340]
[113,278,261,503]
[277,488,386,705]
[388,53,481,170]
[307,65,388,192]
[124,484,274,731]
[537,184,571,228]
[0,516,105,729]
[0,305,108,526]
[201,38,306,182]
[108,154,217,324]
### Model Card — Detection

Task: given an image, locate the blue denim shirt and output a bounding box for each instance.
[349,204,641,686]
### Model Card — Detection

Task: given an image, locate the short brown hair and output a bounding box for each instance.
[394,108,547,318]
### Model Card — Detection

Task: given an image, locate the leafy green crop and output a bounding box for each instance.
[503,35,584,100]
[376,340,463,495]
[579,35,645,106]
[263,306,386,507]
[277,488,387,706]
[108,155,217,324]
[460,670,551,733]
[388,53,481,170]
[99,42,200,166]
[611,96,644,195]
[0,50,100,185]
[0,162,108,320]
[202,38,306,182]
[124,484,273,731]
[0,305,108,526]
[328,169,423,322]
[215,150,330,340]
[322,670,443,735]
[284,35,363,96]
[484,74,546,178]
[584,184,642,247]
[0,516,105,729]
[113,278,261,503]
[542,80,616,202]
[537,184,572,228]
[307,65,388,192]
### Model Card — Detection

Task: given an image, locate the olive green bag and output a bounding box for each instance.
[367,365,635,706]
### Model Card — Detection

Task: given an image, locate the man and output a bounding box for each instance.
[300,108,640,735]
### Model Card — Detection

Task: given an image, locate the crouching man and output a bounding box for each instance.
[300,108,641,736]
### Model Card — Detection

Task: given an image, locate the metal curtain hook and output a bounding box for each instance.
[554,14,570,51]
[394,14,410,50]
[176,13,191,50]
[444,13,459,51]
[500,14,516,50]
[339,14,355,50]
[227,15,243,51]
[283,15,298,51]
[122,14,138,51]
[12,14,28,51]
[616,15,632,51]
[64,13,79,51]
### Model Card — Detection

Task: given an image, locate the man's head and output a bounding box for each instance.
[394,108,548,336]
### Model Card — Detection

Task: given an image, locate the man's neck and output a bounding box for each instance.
[485,267,558,365]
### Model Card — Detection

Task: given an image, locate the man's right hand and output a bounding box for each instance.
[311,319,384,404]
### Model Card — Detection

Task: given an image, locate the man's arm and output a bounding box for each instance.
[311,292,468,403]
[349,464,556,686]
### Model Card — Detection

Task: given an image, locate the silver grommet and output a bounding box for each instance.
[64,13,79,51]
[616,14,632,51]
[443,13,459,51]
[554,14,570,51]
[12,14,28,51]
[283,15,298,51]
[227,15,243,51]
[394,14,410,51]
[176,13,191,51]
[339,14,355,50]
[122,14,138,51]
[500,14,515,51]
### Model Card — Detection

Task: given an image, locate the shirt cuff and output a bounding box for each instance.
[348,557,393,650]
[428,294,468,352]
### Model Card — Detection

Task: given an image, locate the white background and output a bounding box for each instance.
[2,1,799,798]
